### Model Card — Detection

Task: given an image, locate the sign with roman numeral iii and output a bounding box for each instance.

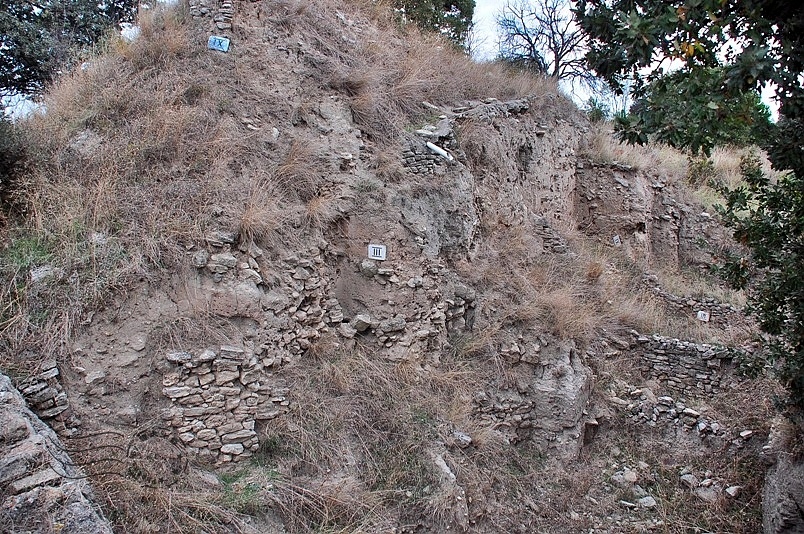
[368,244,387,261]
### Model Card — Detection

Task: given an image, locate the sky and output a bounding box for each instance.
[472,0,507,60]
[468,1,779,118]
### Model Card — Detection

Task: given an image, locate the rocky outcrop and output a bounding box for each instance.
[763,419,804,534]
[574,162,731,271]
[473,338,592,458]
[0,373,111,533]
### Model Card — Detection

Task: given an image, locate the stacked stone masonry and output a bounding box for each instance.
[401,98,538,176]
[17,360,69,419]
[161,345,290,463]
[189,0,233,31]
[629,333,734,396]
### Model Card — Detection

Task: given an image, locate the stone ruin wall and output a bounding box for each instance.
[165,228,484,462]
[15,359,69,420]
[625,332,735,396]
[642,275,744,327]
[160,345,288,463]
[189,0,233,31]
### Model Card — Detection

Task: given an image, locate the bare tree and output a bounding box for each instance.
[496,0,591,84]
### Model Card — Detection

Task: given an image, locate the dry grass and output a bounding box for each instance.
[273,139,322,203]
[238,173,288,247]
[581,122,688,181]
[261,0,563,143]
[462,229,674,349]
[248,344,485,531]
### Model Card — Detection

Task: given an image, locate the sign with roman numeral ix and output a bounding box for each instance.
[368,244,387,261]
[207,36,230,52]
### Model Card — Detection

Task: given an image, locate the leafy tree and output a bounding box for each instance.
[0,117,26,210]
[0,0,56,96]
[617,68,773,153]
[393,0,475,46]
[575,0,804,409]
[0,0,137,97]
[717,153,804,410]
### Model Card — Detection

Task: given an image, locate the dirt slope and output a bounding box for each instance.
[0,0,783,532]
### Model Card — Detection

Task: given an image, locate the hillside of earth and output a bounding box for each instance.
[1,1,801,533]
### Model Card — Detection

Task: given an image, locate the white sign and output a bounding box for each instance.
[367,244,387,261]
[696,310,711,322]
[208,36,230,52]
[612,234,622,247]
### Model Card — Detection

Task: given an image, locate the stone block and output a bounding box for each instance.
[220,443,245,455]
[163,386,193,399]
[221,429,256,443]
[10,468,61,494]
[215,370,240,385]
[167,351,193,364]
[196,429,217,441]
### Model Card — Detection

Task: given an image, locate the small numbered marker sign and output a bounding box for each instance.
[368,244,387,261]
[612,234,622,247]
[696,310,711,322]
[208,36,230,52]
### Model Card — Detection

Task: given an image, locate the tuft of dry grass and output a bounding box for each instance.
[238,174,287,247]
[581,122,688,181]
[274,139,322,203]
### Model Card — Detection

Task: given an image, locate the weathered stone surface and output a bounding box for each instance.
[163,386,193,398]
[220,443,244,455]
[637,496,657,509]
[763,448,804,534]
[379,315,406,332]
[205,231,237,247]
[215,370,240,385]
[10,467,61,493]
[166,351,193,363]
[352,314,372,332]
[0,373,112,533]
[191,249,209,268]
[0,410,30,445]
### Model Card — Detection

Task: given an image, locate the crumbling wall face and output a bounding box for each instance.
[0,373,111,534]
[627,334,734,396]
[16,359,69,420]
[472,338,593,459]
[458,97,582,232]
[573,163,687,268]
[574,163,652,263]
[574,162,738,272]
[160,346,289,463]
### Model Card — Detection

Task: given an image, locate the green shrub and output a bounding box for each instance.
[0,118,26,209]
